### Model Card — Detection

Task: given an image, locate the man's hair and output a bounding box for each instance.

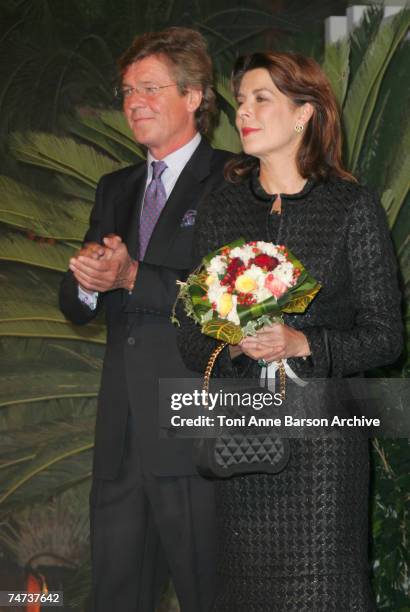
[118,27,218,136]
[225,51,355,183]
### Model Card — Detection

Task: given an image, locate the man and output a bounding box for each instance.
[59,27,230,612]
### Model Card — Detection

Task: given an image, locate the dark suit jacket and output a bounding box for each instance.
[59,139,231,479]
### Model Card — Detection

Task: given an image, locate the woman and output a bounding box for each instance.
[177,52,402,611]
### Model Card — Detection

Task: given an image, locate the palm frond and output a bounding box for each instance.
[65,116,135,165]
[0,417,94,517]
[0,484,90,568]
[9,132,122,188]
[354,88,390,185]
[322,38,350,108]
[215,74,236,109]
[0,263,106,343]
[343,8,410,172]
[0,229,76,272]
[0,337,101,409]
[357,37,410,192]
[381,119,410,228]
[0,396,97,437]
[99,110,146,157]
[51,35,114,126]
[55,175,96,203]
[0,368,99,408]
[348,4,384,85]
[0,176,90,240]
[66,109,146,166]
[211,110,241,153]
[0,319,105,343]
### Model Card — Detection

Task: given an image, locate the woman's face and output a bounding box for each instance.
[235,68,304,162]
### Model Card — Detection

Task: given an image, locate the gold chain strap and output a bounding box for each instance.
[202,342,286,406]
[277,360,286,400]
[203,342,228,408]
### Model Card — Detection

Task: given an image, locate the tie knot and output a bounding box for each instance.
[151,160,167,179]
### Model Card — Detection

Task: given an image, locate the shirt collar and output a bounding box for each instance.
[146,133,202,179]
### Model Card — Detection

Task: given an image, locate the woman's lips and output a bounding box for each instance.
[241,127,261,137]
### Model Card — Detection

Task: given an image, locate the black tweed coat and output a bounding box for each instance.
[177,172,403,612]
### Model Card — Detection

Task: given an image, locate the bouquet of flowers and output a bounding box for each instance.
[175,238,321,345]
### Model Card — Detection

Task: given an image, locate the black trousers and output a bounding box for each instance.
[90,413,217,612]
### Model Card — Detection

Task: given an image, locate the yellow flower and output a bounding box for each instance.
[235,274,257,293]
[218,293,233,317]
[205,274,216,286]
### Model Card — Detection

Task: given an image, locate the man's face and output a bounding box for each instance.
[122,55,201,159]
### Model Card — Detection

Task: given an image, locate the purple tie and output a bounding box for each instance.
[139,160,167,259]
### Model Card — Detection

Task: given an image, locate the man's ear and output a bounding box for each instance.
[186,88,203,113]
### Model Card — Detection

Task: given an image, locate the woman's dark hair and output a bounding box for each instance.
[225,52,355,183]
[118,27,217,136]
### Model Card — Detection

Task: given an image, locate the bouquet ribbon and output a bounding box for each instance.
[261,359,308,392]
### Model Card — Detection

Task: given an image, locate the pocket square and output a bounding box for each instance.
[180,209,196,228]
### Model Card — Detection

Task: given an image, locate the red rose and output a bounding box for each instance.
[221,257,245,286]
[249,254,279,271]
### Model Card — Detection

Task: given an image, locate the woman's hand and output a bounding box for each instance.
[239,323,311,362]
[229,344,243,359]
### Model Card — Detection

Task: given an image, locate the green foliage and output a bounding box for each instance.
[0,263,106,342]
[0,417,94,518]
[10,131,123,193]
[0,483,90,565]
[322,38,350,107]
[0,176,90,240]
[342,9,410,175]
[0,0,339,144]
[370,440,410,610]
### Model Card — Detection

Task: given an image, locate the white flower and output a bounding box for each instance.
[255,241,288,263]
[230,244,255,266]
[274,261,295,286]
[249,266,269,298]
[206,255,227,275]
[226,294,240,325]
[207,280,226,304]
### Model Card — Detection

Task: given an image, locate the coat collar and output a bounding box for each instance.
[250,166,316,203]
[117,163,147,260]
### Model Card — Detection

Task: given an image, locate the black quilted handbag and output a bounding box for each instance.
[194,342,291,479]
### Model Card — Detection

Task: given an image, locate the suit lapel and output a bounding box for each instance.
[115,163,147,260]
[143,139,213,265]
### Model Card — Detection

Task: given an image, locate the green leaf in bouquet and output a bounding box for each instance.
[237,295,282,326]
[280,284,322,314]
[188,285,210,318]
[188,275,209,298]
[275,249,322,314]
[242,315,283,336]
[172,271,210,326]
[201,319,243,344]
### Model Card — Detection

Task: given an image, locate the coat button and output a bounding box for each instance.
[127,337,135,346]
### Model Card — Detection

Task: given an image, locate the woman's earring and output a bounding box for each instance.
[295,122,304,133]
